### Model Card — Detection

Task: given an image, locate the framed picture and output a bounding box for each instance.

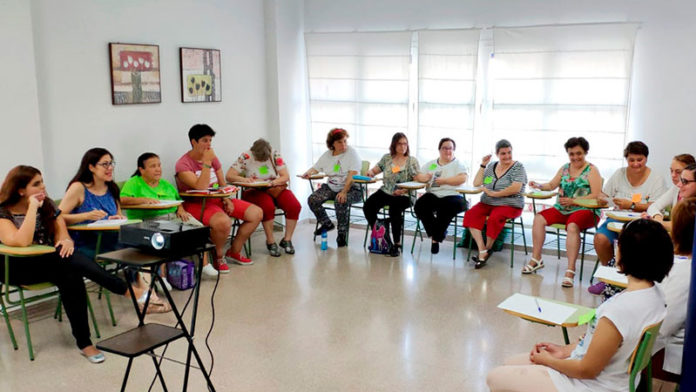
[180,47,222,103]
[109,43,161,105]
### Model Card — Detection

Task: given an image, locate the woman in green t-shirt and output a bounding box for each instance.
[121,153,212,289]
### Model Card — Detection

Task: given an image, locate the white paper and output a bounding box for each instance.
[87,218,128,227]
[607,210,641,220]
[456,185,481,193]
[608,221,625,232]
[498,293,577,325]
[154,200,182,207]
[593,266,628,286]
[397,181,426,188]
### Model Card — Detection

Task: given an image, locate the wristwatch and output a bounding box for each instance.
[480,164,486,169]
[629,202,636,210]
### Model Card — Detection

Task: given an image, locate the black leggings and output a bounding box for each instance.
[414,193,466,242]
[0,249,128,349]
[362,189,411,244]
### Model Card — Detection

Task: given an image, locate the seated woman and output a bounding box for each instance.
[0,165,141,363]
[226,139,301,256]
[487,219,674,392]
[60,148,170,312]
[175,124,262,270]
[413,137,468,254]
[523,137,602,288]
[645,155,696,231]
[301,128,362,247]
[651,197,696,388]
[589,141,667,294]
[463,139,527,269]
[363,132,420,257]
[121,152,210,287]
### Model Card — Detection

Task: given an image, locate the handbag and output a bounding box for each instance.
[265,155,288,198]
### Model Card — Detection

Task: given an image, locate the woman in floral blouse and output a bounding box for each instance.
[363,132,420,256]
[227,139,301,256]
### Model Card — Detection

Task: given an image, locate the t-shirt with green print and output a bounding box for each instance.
[120,175,181,219]
[376,154,420,196]
[554,163,599,216]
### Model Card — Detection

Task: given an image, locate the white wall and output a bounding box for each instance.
[265,0,313,217]
[27,0,269,196]
[0,0,44,177]
[305,0,696,175]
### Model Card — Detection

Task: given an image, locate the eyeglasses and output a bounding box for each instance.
[679,177,696,185]
[440,147,454,151]
[96,161,116,169]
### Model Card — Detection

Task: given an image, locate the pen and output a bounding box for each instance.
[535,298,542,313]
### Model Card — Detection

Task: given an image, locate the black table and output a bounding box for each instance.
[96,246,216,392]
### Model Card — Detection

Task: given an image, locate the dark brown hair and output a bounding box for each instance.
[438,137,456,150]
[671,197,696,256]
[623,141,649,158]
[67,148,120,204]
[0,165,57,240]
[389,132,409,157]
[617,219,673,282]
[564,137,589,153]
[326,128,348,150]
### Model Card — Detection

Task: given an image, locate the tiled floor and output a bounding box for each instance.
[0,222,603,391]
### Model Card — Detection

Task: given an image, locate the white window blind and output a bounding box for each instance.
[305,32,412,166]
[417,30,480,166]
[490,24,639,182]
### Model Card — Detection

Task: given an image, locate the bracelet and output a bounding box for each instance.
[479,164,486,169]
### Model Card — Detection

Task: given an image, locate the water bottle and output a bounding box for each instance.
[320,230,328,250]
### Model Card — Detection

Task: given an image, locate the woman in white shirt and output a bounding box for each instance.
[412,138,468,254]
[301,128,362,247]
[589,141,667,294]
[487,219,674,392]
[652,197,695,387]
[644,154,696,231]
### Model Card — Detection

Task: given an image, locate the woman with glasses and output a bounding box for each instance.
[413,138,468,254]
[644,155,696,231]
[363,132,420,256]
[60,149,171,313]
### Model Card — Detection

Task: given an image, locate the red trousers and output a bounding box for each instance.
[462,203,523,239]
[242,189,301,221]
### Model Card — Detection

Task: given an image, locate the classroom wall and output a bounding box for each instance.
[0,0,45,176]
[264,0,313,215]
[304,0,696,176]
[23,0,269,197]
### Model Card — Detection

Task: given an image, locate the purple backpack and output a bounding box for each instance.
[166,260,195,290]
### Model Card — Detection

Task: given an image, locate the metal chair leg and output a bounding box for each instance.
[0,294,18,350]
[17,288,34,360]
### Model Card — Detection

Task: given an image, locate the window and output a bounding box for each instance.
[489,24,639,181]
[305,24,638,178]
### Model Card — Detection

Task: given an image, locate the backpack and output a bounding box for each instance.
[369,218,393,254]
[166,260,195,290]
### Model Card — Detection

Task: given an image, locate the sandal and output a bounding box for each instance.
[473,249,490,269]
[522,257,544,274]
[138,292,172,314]
[561,269,576,288]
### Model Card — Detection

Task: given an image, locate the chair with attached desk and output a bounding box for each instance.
[629,321,663,392]
[464,215,528,268]
[0,244,101,360]
[526,191,604,282]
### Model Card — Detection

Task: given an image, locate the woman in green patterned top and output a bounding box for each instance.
[522,137,603,288]
[363,133,420,256]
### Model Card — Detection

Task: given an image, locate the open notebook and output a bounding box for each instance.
[498,293,581,325]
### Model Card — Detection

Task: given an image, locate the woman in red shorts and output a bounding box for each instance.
[522,137,602,287]
[175,124,262,273]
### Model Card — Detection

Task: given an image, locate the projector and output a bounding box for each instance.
[119,220,210,253]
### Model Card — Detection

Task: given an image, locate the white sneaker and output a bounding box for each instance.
[157,277,173,292]
[201,263,219,279]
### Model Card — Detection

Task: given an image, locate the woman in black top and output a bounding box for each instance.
[0,165,136,363]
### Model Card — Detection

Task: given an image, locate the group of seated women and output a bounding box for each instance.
[1,122,694,385]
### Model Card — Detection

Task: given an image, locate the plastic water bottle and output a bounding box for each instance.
[320,230,328,250]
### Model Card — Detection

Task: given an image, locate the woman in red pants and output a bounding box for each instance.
[463,139,527,269]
